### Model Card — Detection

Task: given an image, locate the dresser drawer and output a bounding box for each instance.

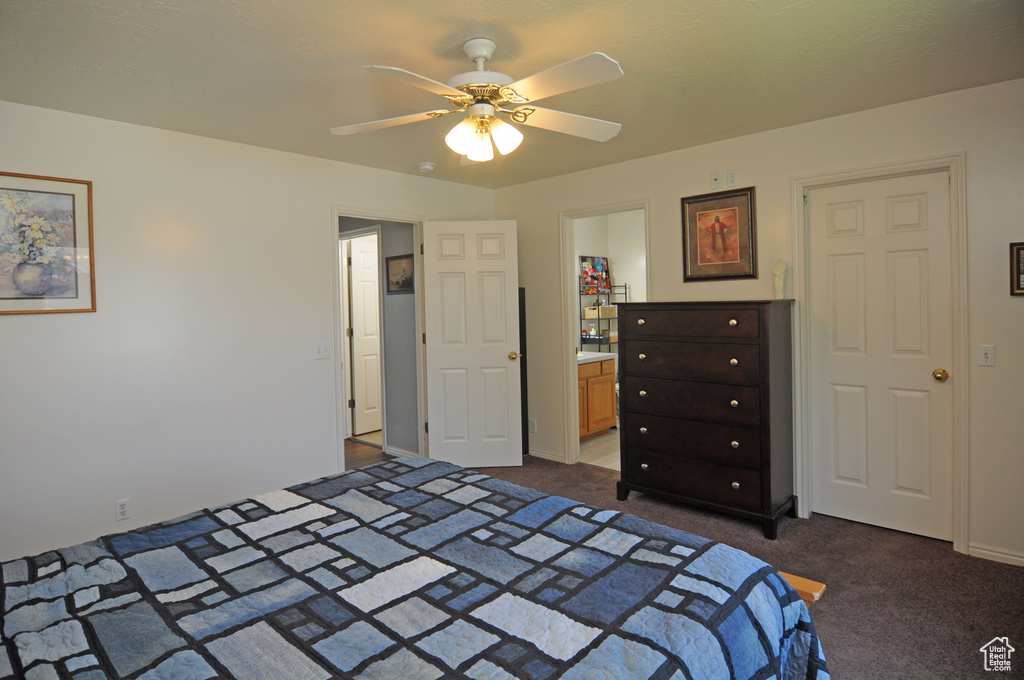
[620,308,760,339]
[622,414,760,468]
[621,376,760,427]
[624,450,761,511]
[620,339,760,384]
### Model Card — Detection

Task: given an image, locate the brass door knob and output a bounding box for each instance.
[508,351,519,360]
[932,368,949,382]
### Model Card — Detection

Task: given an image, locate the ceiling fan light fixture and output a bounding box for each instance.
[489,117,523,155]
[466,126,494,162]
[444,117,478,155]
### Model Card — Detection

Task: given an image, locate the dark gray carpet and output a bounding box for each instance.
[474,456,1024,679]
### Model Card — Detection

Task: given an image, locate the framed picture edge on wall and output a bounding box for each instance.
[0,171,96,314]
[681,186,757,282]
[1011,241,1024,296]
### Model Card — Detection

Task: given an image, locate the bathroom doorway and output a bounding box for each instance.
[564,205,648,470]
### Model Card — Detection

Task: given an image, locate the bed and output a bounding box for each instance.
[1,458,828,679]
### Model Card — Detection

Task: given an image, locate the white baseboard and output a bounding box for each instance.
[968,543,1024,567]
[383,446,419,459]
[527,448,565,463]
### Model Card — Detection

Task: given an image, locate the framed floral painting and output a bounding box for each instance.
[681,186,757,282]
[0,172,95,314]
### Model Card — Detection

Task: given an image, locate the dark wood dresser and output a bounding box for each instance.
[616,300,795,538]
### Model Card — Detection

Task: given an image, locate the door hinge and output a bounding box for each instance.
[424,422,429,433]
[420,243,424,255]
[348,399,355,408]
[347,256,352,265]
[802,192,808,205]
[346,327,354,337]
[422,333,426,344]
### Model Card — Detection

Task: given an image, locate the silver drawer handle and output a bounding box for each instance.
[731,440,740,449]
[731,482,740,490]
[639,390,648,397]
[730,358,739,366]
[729,318,738,327]
[641,463,649,471]
[637,318,645,325]
[638,353,646,361]
[730,399,739,408]
[639,427,648,435]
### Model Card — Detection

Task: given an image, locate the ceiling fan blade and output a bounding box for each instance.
[330,109,452,136]
[503,53,623,103]
[512,106,621,142]
[364,65,467,99]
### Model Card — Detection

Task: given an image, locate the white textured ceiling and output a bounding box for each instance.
[1,0,1022,188]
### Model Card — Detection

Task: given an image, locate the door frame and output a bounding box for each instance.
[790,153,969,553]
[331,204,428,471]
[558,200,651,464]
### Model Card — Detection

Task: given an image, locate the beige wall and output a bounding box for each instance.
[0,101,493,562]
[498,79,1024,563]
[2,78,1021,564]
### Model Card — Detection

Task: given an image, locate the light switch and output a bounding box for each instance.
[978,344,996,366]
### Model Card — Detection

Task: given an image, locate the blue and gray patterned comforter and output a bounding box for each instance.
[1,458,828,679]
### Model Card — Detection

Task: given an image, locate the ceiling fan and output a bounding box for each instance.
[329,38,624,162]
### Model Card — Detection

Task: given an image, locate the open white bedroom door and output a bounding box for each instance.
[423,220,522,468]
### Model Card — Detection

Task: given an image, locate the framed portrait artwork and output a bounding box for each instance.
[386,254,414,294]
[681,186,757,282]
[1012,242,1024,296]
[0,172,96,314]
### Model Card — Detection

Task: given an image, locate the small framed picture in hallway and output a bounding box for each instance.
[386,254,414,294]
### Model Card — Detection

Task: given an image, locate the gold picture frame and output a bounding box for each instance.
[0,171,95,314]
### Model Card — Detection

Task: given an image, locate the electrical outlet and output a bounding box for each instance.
[727,169,738,187]
[528,418,538,434]
[978,344,996,366]
[313,343,331,360]
[115,498,130,522]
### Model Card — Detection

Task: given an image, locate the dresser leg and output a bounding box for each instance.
[762,517,779,540]
[616,481,630,501]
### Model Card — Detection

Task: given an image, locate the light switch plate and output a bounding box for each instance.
[978,344,996,366]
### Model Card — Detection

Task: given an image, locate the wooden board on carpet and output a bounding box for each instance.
[778,571,826,606]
